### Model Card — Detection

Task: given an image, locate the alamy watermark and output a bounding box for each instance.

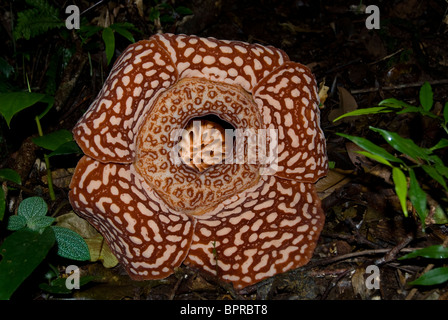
[65,265,80,290]
[365,265,380,290]
[169,121,279,175]
[65,5,80,30]
[64,3,381,32]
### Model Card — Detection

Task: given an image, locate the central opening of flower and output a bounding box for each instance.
[135,77,262,215]
[177,115,235,173]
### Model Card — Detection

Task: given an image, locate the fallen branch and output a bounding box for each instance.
[350,79,448,95]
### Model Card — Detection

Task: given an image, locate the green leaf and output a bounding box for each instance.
[356,150,393,167]
[433,205,448,224]
[422,164,448,190]
[51,226,91,261]
[102,27,115,65]
[7,215,27,231]
[399,245,448,260]
[27,215,55,232]
[392,167,408,217]
[13,0,64,41]
[336,132,403,164]
[408,169,427,228]
[32,129,73,151]
[36,95,55,120]
[370,127,431,162]
[419,81,433,112]
[149,7,160,22]
[0,168,22,185]
[378,98,414,109]
[110,23,135,43]
[39,275,94,294]
[48,140,82,157]
[408,267,448,286]
[0,92,48,127]
[18,196,48,221]
[0,228,55,300]
[430,138,448,151]
[175,6,193,15]
[332,106,393,122]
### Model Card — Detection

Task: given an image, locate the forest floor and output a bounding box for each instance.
[1,0,448,300]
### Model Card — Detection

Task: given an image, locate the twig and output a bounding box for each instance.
[367,48,404,65]
[350,79,448,95]
[309,247,422,267]
[375,235,414,265]
[169,275,183,300]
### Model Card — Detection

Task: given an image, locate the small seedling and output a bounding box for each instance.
[0,197,90,299]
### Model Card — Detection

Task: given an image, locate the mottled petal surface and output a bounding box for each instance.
[69,156,195,280]
[73,40,178,163]
[152,33,289,92]
[184,175,324,289]
[253,62,328,182]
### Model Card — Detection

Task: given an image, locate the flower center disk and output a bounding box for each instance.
[134,78,262,216]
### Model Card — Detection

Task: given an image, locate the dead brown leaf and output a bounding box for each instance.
[328,87,358,123]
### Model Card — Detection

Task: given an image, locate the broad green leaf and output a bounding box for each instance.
[370,127,431,162]
[0,92,48,127]
[409,267,448,286]
[399,245,448,260]
[48,140,82,157]
[392,167,408,217]
[419,81,433,112]
[102,27,115,65]
[32,129,73,151]
[356,150,393,167]
[36,95,55,120]
[18,196,48,221]
[7,215,27,230]
[408,169,427,228]
[27,215,55,232]
[0,168,22,185]
[51,226,90,261]
[336,132,403,164]
[0,228,55,300]
[332,106,392,122]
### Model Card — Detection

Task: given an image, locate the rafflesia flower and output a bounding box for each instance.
[69,33,328,290]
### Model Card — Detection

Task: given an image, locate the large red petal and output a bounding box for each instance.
[73,39,178,163]
[152,33,289,92]
[253,62,328,182]
[69,156,194,280]
[184,175,324,289]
